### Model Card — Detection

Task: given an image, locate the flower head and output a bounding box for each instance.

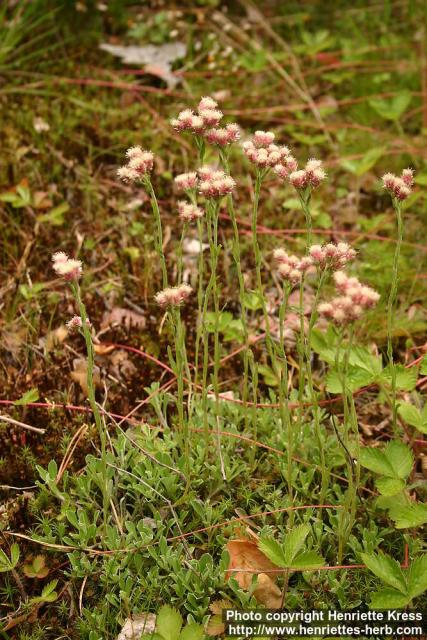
[174,172,198,192]
[155,284,193,308]
[198,168,236,198]
[66,315,91,331]
[289,158,326,191]
[117,146,154,182]
[178,201,204,222]
[52,252,82,280]
[308,242,356,270]
[382,168,414,201]
[243,134,296,172]
[319,271,379,324]
[204,123,241,146]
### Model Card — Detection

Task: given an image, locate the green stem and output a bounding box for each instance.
[144,176,168,288]
[71,282,109,532]
[387,198,403,432]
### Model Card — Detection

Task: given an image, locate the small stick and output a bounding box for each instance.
[0,414,45,434]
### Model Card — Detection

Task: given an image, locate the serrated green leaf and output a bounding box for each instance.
[14,388,39,405]
[283,524,310,566]
[407,555,427,599]
[179,623,204,640]
[157,605,183,640]
[361,552,407,594]
[258,537,288,568]
[383,441,413,480]
[376,477,406,496]
[390,502,427,529]
[398,402,427,433]
[290,551,325,569]
[369,588,410,609]
[349,346,382,375]
[381,365,418,391]
[420,355,427,375]
[359,447,395,477]
[325,366,374,394]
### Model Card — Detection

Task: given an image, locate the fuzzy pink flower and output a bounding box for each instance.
[253,131,275,147]
[198,168,236,198]
[309,242,356,270]
[155,284,193,308]
[382,168,414,201]
[319,271,379,324]
[118,147,154,182]
[174,172,198,192]
[199,108,223,127]
[52,252,82,280]
[66,315,91,331]
[289,170,308,189]
[205,123,240,146]
[198,96,218,111]
[178,201,204,222]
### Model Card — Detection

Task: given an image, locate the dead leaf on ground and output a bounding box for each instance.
[109,349,137,378]
[99,42,186,88]
[70,358,101,395]
[101,307,146,330]
[225,539,282,607]
[206,600,232,636]
[44,325,68,352]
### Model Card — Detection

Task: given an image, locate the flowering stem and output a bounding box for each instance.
[220,150,250,435]
[305,268,329,506]
[276,282,294,516]
[71,282,109,531]
[171,307,190,472]
[387,198,403,432]
[177,222,188,282]
[143,176,168,288]
[336,326,357,563]
[251,170,276,408]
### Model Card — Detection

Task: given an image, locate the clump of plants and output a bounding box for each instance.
[2,94,426,638]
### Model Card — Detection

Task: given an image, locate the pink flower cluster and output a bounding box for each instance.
[171,96,240,146]
[178,201,204,222]
[174,167,235,199]
[117,146,154,182]
[174,172,198,192]
[289,159,326,190]
[155,283,193,308]
[66,315,91,331]
[204,123,240,146]
[318,271,380,324]
[273,248,312,283]
[52,252,82,281]
[198,166,236,198]
[382,168,414,201]
[242,131,297,174]
[309,242,356,270]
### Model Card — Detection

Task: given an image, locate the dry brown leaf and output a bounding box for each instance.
[102,307,146,330]
[206,599,232,636]
[225,539,282,607]
[94,343,116,355]
[45,325,68,352]
[70,358,101,395]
